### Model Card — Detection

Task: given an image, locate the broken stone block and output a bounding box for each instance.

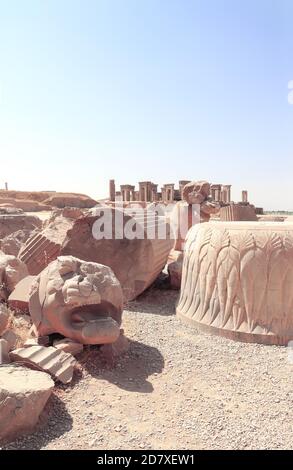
[0,364,54,441]
[8,275,36,313]
[29,256,123,345]
[0,304,9,335]
[23,336,49,348]
[19,206,174,301]
[0,339,10,364]
[0,253,29,301]
[167,250,184,290]
[1,329,18,351]
[10,346,76,384]
[53,338,84,356]
[177,221,293,345]
[220,203,258,221]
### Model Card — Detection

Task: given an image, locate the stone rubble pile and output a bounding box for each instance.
[0,183,222,443]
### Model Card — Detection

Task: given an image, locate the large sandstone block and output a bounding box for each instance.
[177,222,293,345]
[220,204,258,221]
[8,275,36,312]
[10,345,76,384]
[0,365,54,442]
[20,206,174,301]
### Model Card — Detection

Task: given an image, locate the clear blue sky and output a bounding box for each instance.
[0,0,292,210]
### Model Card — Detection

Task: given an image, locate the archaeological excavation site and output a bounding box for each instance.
[2,2,293,457]
[0,180,292,452]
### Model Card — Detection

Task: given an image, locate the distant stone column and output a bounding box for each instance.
[211,184,221,202]
[163,184,175,203]
[151,184,158,202]
[222,185,231,203]
[242,190,248,203]
[109,180,115,202]
[220,188,226,203]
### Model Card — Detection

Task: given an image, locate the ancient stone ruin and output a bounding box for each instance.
[177,221,293,345]
[29,256,123,345]
[19,206,174,301]
[168,181,220,288]
[0,179,289,446]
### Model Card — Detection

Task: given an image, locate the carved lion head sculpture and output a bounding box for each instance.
[182,180,211,205]
[29,256,123,344]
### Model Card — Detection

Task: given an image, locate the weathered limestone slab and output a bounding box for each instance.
[0,365,54,441]
[10,345,76,384]
[177,222,293,345]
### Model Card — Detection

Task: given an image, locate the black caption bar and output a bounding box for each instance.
[0,450,288,467]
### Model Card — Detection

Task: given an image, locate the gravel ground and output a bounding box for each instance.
[3,287,293,450]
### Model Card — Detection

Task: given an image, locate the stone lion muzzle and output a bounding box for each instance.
[29,256,123,344]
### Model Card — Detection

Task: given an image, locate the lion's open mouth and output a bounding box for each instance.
[69,302,120,344]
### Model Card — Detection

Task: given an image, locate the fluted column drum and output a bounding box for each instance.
[177,222,293,345]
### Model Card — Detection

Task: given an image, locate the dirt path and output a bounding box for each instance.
[3,288,293,450]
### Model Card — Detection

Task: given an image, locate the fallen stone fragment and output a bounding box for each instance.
[10,345,76,384]
[0,364,54,441]
[0,253,29,301]
[167,250,184,290]
[20,206,174,301]
[53,338,84,356]
[0,339,10,364]
[0,304,9,335]
[1,329,18,351]
[8,275,36,313]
